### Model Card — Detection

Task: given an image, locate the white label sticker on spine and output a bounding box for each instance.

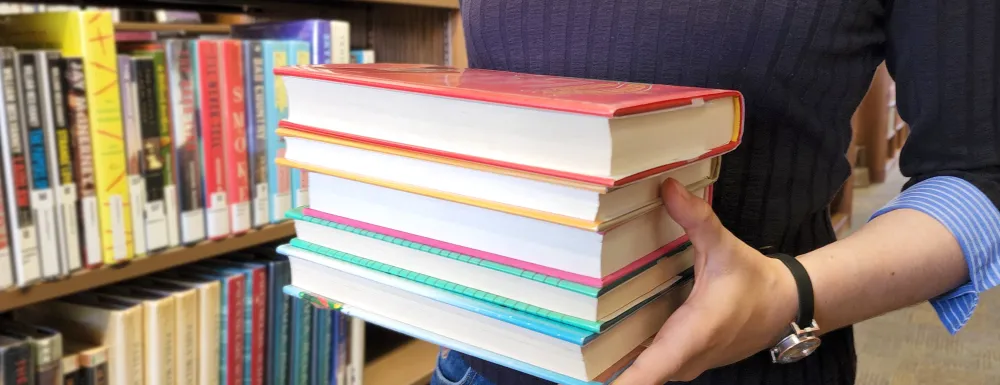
[145,199,169,251]
[254,183,268,228]
[231,201,251,234]
[32,188,60,278]
[109,194,127,261]
[296,188,309,207]
[18,224,40,284]
[274,192,291,222]
[82,195,101,266]
[207,192,229,238]
[180,209,206,244]
[128,175,147,256]
[59,183,81,271]
[164,184,180,247]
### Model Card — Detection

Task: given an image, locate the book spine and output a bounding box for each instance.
[62,57,101,269]
[250,268,266,385]
[176,292,197,385]
[203,284,222,385]
[78,347,109,385]
[310,308,331,385]
[318,21,332,64]
[134,58,169,252]
[289,297,313,385]
[334,311,349,385]
[33,334,63,385]
[288,43,311,209]
[150,51,180,248]
[0,343,35,385]
[244,41,268,229]
[119,55,146,258]
[0,52,11,289]
[229,276,246,385]
[1,49,40,286]
[263,42,290,223]
[45,53,82,274]
[18,51,60,280]
[196,40,230,239]
[244,42,267,228]
[167,40,205,245]
[279,261,292,385]
[220,41,250,235]
[331,21,351,64]
[78,11,132,263]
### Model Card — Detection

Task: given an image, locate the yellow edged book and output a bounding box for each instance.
[0,10,133,263]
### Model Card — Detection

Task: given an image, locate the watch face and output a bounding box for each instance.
[780,338,821,363]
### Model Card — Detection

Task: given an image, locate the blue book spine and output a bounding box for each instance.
[261,41,290,222]
[231,20,331,64]
[310,308,332,385]
[276,260,292,385]
[289,297,313,385]
[287,41,311,209]
[219,278,231,385]
[330,310,347,385]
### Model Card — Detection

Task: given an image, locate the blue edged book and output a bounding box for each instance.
[277,243,693,385]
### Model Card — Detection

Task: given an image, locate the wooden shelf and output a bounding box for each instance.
[0,223,295,313]
[114,21,234,33]
[364,339,438,385]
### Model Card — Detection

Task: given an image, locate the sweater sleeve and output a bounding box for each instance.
[875,0,1000,333]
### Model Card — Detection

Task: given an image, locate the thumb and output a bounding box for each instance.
[662,178,728,252]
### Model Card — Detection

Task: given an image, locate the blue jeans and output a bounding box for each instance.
[430,348,496,385]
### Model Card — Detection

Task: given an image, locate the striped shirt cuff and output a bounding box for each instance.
[870,176,1000,334]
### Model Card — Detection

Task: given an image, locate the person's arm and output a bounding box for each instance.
[613,0,1000,383]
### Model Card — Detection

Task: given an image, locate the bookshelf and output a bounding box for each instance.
[114,21,233,33]
[0,223,295,313]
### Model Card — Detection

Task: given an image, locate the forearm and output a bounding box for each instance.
[798,208,967,333]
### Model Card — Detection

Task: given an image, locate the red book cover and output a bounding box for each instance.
[228,275,245,385]
[274,63,742,117]
[196,40,230,239]
[248,267,266,385]
[219,41,251,235]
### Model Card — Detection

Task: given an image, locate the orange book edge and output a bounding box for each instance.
[277,157,716,233]
[278,94,741,189]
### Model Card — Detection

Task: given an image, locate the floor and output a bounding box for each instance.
[850,167,1000,384]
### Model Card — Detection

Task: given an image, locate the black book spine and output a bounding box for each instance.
[0,342,35,385]
[47,55,76,194]
[244,41,267,227]
[78,361,108,385]
[134,59,164,203]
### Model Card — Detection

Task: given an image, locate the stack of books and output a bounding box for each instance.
[274,64,744,384]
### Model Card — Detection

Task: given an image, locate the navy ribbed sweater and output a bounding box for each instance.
[455,0,1000,384]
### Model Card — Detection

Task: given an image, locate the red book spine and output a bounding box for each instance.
[220,41,250,235]
[228,275,245,385]
[197,41,230,239]
[250,268,266,385]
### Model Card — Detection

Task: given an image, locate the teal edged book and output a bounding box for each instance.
[283,284,653,385]
[277,243,693,383]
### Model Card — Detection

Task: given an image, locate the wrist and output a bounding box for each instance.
[763,255,803,344]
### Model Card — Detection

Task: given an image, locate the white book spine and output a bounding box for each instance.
[164,183,180,247]
[128,174,148,256]
[32,188,60,278]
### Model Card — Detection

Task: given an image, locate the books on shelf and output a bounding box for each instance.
[274,63,744,384]
[0,11,361,291]
[6,245,354,385]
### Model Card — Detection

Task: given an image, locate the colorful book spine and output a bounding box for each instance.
[62,57,102,269]
[0,11,133,263]
[288,41,310,209]
[333,310,349,385]
[187,269,245,385]
[149,50,180,248]
[231,20,332,64]
[42,52,82,275]
[289,297,313,385]
[194,40,230,239]
[243,41,269,228]
[19,51,61,279]
[1,48,40,286]
[134,57,169,252]
[219,40,251,235]
[164,39,205,245]
[262,41,291,222]
[310,307,331,385]
[203,259,267,385]
[118,54,147,258]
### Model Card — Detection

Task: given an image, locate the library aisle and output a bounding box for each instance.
[852,167,1000,385]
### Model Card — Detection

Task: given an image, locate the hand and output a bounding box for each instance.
[612,179,800,384]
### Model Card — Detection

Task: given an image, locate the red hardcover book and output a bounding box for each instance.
[274,64,744,187]
[228,275,245,385]
[195,40,230,239]
[219,41,251,235]
[247,266,265,385]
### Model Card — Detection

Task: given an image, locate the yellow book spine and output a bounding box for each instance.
[78,12,133,262]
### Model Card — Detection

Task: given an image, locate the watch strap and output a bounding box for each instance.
[768,253,815,328]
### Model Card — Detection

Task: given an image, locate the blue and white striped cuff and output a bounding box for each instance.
[871,176,1000,334]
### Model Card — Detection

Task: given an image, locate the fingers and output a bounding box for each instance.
[661,178,729,253]
[611,307,710,385]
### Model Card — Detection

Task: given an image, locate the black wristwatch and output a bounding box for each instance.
[766,252,821,364]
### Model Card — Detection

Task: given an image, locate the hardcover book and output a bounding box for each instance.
[62,57,102,269]
[18,51,61,279]
[164,39,206,244]
[118,54,148,257]
[219,40,251,235]
[243,41,269,228]
[193,40,231,239]
[262,41,291,223]
[0,47,39,286]
[133,57,170,252]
